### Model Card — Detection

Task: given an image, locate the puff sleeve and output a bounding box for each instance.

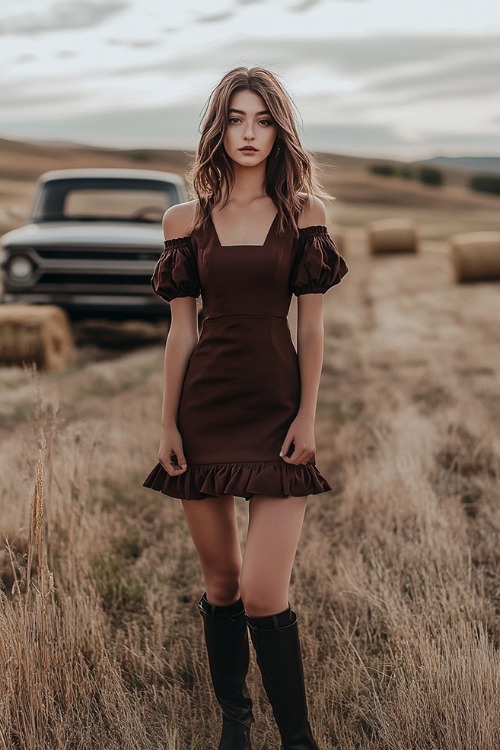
[290,225,348,296]
[151,236,201,302]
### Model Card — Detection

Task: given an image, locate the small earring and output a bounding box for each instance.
[275,144,281,158]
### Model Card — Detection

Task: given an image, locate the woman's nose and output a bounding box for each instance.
[243,123,255,139]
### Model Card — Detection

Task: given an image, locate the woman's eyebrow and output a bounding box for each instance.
[229,108,271,115]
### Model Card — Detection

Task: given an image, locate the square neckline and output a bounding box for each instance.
[209,211,279,248]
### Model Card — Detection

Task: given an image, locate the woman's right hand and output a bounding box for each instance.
[158,425,188,475]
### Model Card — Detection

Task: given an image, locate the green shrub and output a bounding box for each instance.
[469,174,500,195]
[369,163,395,176]
[418,167,443,186]
[399,166,414,180]
[127,149,154,162]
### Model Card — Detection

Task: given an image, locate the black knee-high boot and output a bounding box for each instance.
[247,607,320,750]
[198,593,254,749]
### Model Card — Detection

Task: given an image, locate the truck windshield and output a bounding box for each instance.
[30,177,179,223]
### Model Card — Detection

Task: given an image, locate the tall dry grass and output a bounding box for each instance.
[1,224,500,749]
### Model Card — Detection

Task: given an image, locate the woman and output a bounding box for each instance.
[143,66,348,750]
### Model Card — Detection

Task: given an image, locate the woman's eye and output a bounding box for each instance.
[229,117,241,124]
[260,119,273,126]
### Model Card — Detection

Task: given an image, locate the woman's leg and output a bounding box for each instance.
[239,494,308,616]
[241,494,320,750]
[181,495,253,749]
[182,495,242,605]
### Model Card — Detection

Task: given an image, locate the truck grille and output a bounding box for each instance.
[34,246,159,262]
[36,272,152,294]
[3,244,160,297]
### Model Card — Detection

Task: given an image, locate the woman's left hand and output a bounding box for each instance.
[279,413,316,465]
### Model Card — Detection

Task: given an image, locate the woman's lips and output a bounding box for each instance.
[239,147,257,152]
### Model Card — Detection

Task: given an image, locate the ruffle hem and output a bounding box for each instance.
[142,459,332,501]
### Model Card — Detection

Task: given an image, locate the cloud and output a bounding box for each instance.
[106,37,161,48]
[12,54,36,64]
[302,122,409,152]
[0,90,84,109]
[291,0,366,7]
[110,32,500,82]
[367,54,500,102]
[291,0,322,11]
[292,0,366,8]
[97,31,500,131]
[416,129,500,152]
[0,103,203,149]
[196,11,235,24]
[0,0,128,36]
[0,75,85,111]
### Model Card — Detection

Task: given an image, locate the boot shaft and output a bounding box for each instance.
[247,607,320,750]
[198,593,254,735]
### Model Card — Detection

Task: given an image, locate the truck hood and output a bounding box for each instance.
[1,221,164,247]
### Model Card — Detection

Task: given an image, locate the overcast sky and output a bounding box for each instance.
[1,0,499,160]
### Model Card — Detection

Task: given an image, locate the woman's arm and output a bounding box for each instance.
[161,297,199,427]
[295,194,327,418]
[280,296,324,465]
[158,299,198,475]
[280,195,327,465]
[296,295,325,420]
[158,203,199,474]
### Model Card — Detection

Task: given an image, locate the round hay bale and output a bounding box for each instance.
[0,304,74,371]
[368,218,419,255]
[449,231,500,283]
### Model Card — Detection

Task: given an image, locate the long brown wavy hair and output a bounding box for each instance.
[187,66,332,236]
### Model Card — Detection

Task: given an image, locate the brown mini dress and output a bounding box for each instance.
[142,211,348,501]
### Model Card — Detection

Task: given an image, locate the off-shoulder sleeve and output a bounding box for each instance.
[290,225,348,296]
[151,236,201,302]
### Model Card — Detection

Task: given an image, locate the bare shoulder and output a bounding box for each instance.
[297,193,327,229]
[162,200,197,241]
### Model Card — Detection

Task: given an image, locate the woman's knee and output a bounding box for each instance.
[204,566,241,606]
[240,581,289,617]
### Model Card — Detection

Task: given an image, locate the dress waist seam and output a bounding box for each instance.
[204,314,287,320]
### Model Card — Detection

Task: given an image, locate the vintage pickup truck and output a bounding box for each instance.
[0,168,187,317]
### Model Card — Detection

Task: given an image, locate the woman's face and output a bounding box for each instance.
[223,89,278,168]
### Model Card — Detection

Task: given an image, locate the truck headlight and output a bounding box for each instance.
[8,254,35,280]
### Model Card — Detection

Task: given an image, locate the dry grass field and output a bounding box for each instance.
[0,138,499,749]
